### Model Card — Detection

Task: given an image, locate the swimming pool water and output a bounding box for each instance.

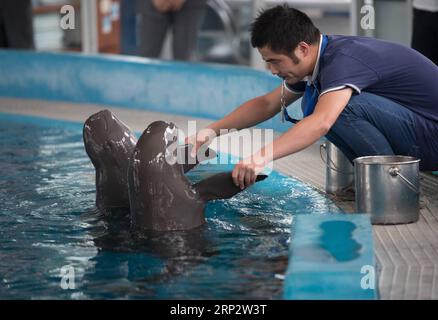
[0,113,342,299]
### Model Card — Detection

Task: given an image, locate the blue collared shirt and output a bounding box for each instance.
[285,35,438,122]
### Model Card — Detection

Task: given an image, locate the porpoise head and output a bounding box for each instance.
[83,109,137,210]
[128,121,268,232]
[132,120,180,170]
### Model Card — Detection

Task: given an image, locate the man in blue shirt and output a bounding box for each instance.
[187,5,438,189]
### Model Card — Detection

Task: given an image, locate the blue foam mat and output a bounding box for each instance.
[283,213,377,300]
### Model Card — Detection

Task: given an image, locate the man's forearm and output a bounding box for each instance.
[255,88,352,163]
[255,114,328,164]
[207,96,278,136]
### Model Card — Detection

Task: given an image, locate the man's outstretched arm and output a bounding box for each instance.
[232,87,353,189]
[186,84,301,156]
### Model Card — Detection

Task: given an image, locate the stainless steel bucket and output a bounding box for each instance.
[354,156,420,225]
[321,141,354,195]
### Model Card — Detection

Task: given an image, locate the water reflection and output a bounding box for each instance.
[79,207,218,299]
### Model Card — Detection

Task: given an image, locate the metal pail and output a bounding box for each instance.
[321,141,354,195]
[354,156,420,225]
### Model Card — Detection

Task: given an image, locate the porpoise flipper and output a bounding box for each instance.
[193,172,268,201]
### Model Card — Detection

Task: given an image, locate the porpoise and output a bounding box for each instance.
[83,110,268,232]
[83,109,137,210]
[127,120,267,232]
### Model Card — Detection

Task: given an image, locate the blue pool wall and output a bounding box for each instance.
[0,50,305,134]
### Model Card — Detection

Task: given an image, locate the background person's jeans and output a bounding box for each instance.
[325,92,422,167]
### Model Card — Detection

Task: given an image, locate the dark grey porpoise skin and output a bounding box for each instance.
[83,109,137,210]
[128,120,267,232]
[83,110,268,232]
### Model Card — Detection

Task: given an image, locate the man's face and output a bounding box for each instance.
[258,43,313,85]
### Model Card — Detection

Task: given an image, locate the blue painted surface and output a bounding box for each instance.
[0,50,303,133]
[284,213,377,300]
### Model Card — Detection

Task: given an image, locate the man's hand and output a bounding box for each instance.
[232,154,267,190]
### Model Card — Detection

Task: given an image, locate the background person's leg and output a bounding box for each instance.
[172,0,207,60]
[326,92,421,163]
[137,0,170,58]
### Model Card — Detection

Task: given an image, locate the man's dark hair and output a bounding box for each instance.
[250,5,320,55]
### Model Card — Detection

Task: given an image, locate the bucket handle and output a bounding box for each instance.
[320,143,353,175]
[388,167,419,194]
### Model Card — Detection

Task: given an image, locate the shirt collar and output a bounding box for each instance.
[306,34,323,85]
